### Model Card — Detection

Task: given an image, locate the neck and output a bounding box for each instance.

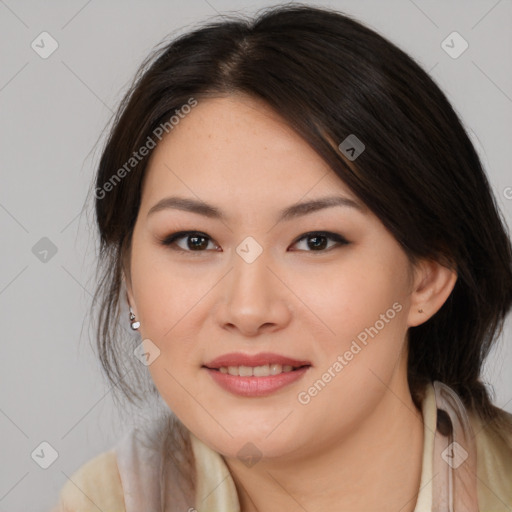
[223,377,425,512]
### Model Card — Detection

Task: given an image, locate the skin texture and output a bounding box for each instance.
[124,94,457,511]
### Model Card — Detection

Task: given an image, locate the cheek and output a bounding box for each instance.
[307,254,408,342]
[130,261,206,407]
[300,250,411,407]
[130,246,207,339]
[292,276,410,443]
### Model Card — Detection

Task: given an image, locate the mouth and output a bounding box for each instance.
[203,352,312,374]
[202,352,312,397]
[204,363,310,377]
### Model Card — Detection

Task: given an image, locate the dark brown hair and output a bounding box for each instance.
[90,3,512,442]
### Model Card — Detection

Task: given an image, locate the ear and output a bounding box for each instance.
[407,259,457,327]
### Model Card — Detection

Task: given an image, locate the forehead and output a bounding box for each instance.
[140,95,360,217]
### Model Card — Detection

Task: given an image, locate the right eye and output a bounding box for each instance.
[159,231,220,254]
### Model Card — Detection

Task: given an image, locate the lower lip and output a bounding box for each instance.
[204,366,310,397]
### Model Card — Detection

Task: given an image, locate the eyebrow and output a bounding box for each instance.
[147,195,366,222]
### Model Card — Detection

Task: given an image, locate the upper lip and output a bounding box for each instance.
[203,352,312,369]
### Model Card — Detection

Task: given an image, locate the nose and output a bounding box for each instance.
[216,246,292,337]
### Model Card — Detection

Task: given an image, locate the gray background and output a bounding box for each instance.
[0,1,511,510]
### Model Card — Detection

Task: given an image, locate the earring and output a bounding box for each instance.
[129,307,140,330]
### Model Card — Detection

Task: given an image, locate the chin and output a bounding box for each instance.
[195,421,305,462]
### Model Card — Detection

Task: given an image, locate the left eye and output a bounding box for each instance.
[159,230,349,254]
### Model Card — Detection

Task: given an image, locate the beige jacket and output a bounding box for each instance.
[52,381,512,511]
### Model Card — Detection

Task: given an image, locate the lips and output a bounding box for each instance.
[203,352,311,370]
[202,352,312,397]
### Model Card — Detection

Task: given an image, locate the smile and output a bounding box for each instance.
[202,352,312,397]
[217,363,302,377]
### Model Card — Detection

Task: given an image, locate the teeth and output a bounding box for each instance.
[270,363,282,375]
[253,364,270,377]
[218,364,297,376]
[238,365,253,377]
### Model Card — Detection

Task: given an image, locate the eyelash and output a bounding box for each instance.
[158,230,350,256]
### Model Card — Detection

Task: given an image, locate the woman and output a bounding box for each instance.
[53,4,512,511]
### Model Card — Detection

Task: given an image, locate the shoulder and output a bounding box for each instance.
[470,407,512,510]
[51,450,125,512]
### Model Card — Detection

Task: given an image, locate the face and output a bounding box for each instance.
[125,94,420,462]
